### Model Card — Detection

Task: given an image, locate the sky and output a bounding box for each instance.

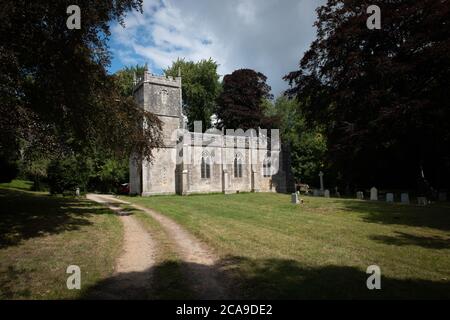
[109,0,323,97]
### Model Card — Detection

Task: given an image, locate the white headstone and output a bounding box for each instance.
[370,187,378,201]
[438,192,447,202]
[75,187,80,197]
[356,191,364,200]
[417,196,427,206]
[324,189,330,198]
[291,193,299,204]
[386,193,394,202]
[400,193,410,204]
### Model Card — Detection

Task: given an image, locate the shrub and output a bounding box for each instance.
[47,157,92,195]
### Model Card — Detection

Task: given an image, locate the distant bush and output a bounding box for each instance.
[88,158,129,193]
[19,158,50,191]
[47,157,92,195]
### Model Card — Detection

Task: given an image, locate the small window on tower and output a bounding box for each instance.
[160,89,168,105]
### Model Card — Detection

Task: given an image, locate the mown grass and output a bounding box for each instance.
[123,193,450,299]
[0,181,123,299]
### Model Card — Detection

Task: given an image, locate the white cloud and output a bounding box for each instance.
[110,0,323,95]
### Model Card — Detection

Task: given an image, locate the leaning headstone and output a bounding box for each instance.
[291,193,299,204]
[313,189,320,196]
[324,189,330,198]
[356,191,364,200]
[400,193,410,204]
[438,192,447,202]
[417,197,427,206]
[75,187,80,197]
[370,187,378,201]
[386,193,394,202]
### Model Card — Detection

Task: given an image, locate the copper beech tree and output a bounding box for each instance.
[285,0,450,190]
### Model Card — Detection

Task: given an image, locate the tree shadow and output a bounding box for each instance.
[340,199,450,231]
[0,189,115,249]
[0,266,32,299]
[370,232,450,249]
[81,256,450,300]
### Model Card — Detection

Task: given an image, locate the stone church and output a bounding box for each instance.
[129,71,294,196]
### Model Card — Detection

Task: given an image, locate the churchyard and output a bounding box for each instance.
[1,180,449,299]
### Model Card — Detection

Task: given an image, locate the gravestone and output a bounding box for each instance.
[319,171,324,191]
[313,189,320,196]
[386,193,394,202]
[400,193,410,204]
[370,187,378,201]
[324,189,330,198]
[438,192,447,202]
[75,187,80,197]
[291,193,299,204]
[334,187,340,198]
[417,197,427,206]
[356,191,364,200]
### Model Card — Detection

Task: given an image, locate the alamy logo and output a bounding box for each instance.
[66,5,81,30]
[66,265,81,290]
[366,5,381,30]
[366,265,381,290]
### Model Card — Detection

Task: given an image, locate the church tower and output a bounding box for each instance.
[129,70,182,195]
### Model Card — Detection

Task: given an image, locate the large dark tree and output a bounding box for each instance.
[285,0,450,191]
[0,0,162,182]
[216,69,274,131]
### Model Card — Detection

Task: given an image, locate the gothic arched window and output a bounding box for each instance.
[201,151,211,179]
[263,156,271,177]
[234,153,243,178]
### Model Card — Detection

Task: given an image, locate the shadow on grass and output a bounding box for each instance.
[370,232,450,249]
[81,256,450,300]
[0,266,32,299]
[339,199,450,231]
[0,188,114,249]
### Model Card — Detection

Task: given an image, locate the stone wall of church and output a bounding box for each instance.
[142,147,178,196]
[182,145,224,194]
[129,71,293,196]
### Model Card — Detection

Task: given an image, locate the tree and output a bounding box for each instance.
[265,96,327,184]
[0,0,162,175]
[115,64,146,97]
[285,0,450,190]
[47,156,93,195]
[164,59,221,131]
[216,69,274,131]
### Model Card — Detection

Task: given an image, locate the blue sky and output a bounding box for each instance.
[108,0,323,96]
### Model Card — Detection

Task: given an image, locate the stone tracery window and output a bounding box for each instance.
[234,153,243,178]
[263,155,272,177]
[201,151,211,179]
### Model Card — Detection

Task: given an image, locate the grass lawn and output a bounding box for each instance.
[0,181,123,299]
[123,193,450,299]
